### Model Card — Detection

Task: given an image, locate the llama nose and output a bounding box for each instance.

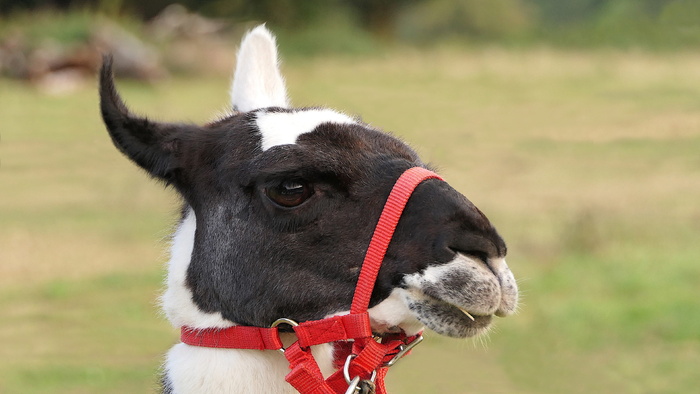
[447,233,505,266]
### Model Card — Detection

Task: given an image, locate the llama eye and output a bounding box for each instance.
[265,180,313,207]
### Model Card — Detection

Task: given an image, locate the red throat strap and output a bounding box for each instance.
[180,166,443,394]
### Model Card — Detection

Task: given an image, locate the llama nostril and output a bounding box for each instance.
[466,251,489,265]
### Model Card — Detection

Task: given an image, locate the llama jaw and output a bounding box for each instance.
[367,253,517,339]
[366,286,495,339]
[400,254,518,338]
[404,291,494,338]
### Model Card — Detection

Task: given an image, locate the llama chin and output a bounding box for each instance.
[100,24,518,394]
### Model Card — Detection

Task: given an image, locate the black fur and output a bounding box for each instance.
[99,59,506,327]
[100,56,191,184]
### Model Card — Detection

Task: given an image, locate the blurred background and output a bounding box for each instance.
[1,1,699,393]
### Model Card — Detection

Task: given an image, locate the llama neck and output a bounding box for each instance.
[162,211,337,393]
[164,336,335,394]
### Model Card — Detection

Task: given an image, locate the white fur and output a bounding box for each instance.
[367,288,424,336]
[230,25,289,112]
[323,289,424,338]
[165,338,335,394]
[162,210,336,393]
[489,257,519,315]
[255,109,356,151]
[162,209,233,329]
[403,254,518,317]
[162,25,315,391]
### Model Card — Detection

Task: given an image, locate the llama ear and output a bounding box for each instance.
[99,56,182,181]
[230,25,289,112]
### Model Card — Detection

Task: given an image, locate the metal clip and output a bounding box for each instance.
[357,379,376,394]
[384,335,424,367]
[345,376,361,394]
[344,376,376,394]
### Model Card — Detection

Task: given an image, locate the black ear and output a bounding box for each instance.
[99,55,182,181]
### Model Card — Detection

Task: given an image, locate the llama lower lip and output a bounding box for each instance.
[443,304,493,336]
[408,295,493,338]
[447,304,490,325]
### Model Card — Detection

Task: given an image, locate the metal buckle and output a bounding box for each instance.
[384,334,424,367]
[270,318,299,354]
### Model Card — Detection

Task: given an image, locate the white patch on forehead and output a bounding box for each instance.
[255,109,356,151]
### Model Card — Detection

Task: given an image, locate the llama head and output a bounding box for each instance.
[99,26,517,339]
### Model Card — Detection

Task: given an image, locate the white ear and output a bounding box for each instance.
[230,25,289,112]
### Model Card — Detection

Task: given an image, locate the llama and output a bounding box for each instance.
[99,26,518,394]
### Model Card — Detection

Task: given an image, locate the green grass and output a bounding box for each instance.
[2,47,700,393]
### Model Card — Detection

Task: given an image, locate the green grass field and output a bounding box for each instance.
[2,47,699,393]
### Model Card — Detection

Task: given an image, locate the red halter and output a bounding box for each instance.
[181,167,443,393]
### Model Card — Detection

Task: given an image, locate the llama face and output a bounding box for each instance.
[99,26,517,339]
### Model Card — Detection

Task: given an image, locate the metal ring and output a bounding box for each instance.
[343,354,377,385]
[343,354,357,384]
[270,318,299,328]
[270,318,299,353]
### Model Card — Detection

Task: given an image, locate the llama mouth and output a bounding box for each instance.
[406,293,493,338]
[368,254,515,339]
[398,254,518,338]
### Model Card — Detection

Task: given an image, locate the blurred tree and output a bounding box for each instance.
[2,0,698,49]
[350,0,421,39]
[0,0,332,23]
[397,0,532,42]
[0,0,67,13]
[659,0,700,47]
[527,0,609,26]
[527,0,679,26]
[525,0,699,48]
[195,0,330,28]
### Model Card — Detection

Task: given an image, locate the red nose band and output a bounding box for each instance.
[351,166,443,314]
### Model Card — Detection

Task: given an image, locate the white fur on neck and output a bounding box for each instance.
[256,109,356,151]
[162,210,336,393]
[230,25,289,112]
[162,209,233,329]
[166,337,335,394]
